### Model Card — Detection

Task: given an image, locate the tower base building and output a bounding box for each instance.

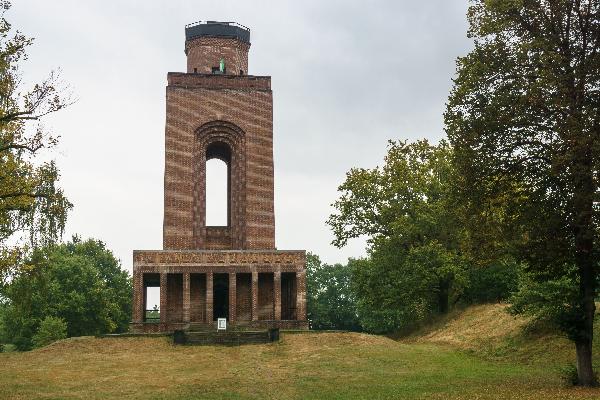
[131,21,308,333]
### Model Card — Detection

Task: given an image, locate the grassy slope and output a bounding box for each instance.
[407,303,600,367]
[0,305,599,399]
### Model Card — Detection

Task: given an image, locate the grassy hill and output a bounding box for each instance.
[408,303,600,367]
[0,305,599,399]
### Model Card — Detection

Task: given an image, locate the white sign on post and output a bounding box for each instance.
[217,318,227,331]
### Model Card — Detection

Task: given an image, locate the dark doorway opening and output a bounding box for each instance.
[281,273,297,320]
[213,273,229,320]
[258,273,274,320]
[143,273,160,323]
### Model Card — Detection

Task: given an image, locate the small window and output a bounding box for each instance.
[239,70,244,75]
[194,67,197,73]
[211,66,220,74]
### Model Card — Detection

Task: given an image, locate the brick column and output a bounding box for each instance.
[296,270,307,321]
[229,272,236,323]
[251,270,258,321]
[160,273,168,323]
[183,273,190,323]
[132,271,144,323]
[206,272,213,323]
[274,270,281,320]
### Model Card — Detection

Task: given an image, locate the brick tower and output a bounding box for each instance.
[131,21,308,332]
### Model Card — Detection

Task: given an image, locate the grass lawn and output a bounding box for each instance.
[0,331,599,400]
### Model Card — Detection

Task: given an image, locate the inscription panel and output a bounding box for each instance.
[134,250,305,266]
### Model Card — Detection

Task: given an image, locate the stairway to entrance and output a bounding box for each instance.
[173,323,279,346]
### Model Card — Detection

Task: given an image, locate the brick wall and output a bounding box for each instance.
[163,75,275,250]
[185,37,250,75]
[258,273,274,320]
[166,274,183,322]
[236,273,252,321]
[190,273,206,322]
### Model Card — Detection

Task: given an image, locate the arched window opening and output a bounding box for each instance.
[205,142,231,226]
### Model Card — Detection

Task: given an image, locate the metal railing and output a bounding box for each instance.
[144,310,160,323]
[185,20,250,32]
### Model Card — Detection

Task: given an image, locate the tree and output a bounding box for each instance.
[328,140,469,332]
[445,0,600,385]
[1,237,131,350]
[0,1,72,284]
[306,253,361,331]
[32,316,67,348]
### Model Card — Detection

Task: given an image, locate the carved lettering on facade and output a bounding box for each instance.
[134,251,304,266]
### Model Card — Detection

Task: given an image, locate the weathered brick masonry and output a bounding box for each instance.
[132,21,308,332]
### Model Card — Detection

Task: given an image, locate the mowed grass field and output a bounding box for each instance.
[1,305,599,400]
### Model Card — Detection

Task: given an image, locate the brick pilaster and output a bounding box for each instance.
[132,271,144,323]
[229,272,236,323]
[296,270,307,321]
[160,273,168,323]
[183,273,190,323]
[274,270,281,320]
[206,272,213,323]
[251,270,258,321]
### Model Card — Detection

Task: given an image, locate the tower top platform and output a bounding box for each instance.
[185,21,251,45]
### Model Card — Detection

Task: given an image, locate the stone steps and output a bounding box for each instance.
[173,324,280,345]
[187,331,270,345]
[187,322,254,332]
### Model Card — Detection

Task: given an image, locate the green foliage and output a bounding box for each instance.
[32,316,66,348]
[0,300,7,343]
[560,364,580,387]
[559,363,598,387]
[445,0,600,384]
[306,253,361,331]
[328,139,458,249]
[508,267,586,342]
[352,241,469,334]
[329,140,471,333]
[0,1,72,284]
[1,236,131,350]
[462,258,520,304]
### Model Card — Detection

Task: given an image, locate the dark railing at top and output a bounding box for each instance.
[145,310,160,323]
[185,21,251,44]
[185,20,250,31]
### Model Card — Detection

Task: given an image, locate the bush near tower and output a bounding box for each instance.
[1,237,131,350]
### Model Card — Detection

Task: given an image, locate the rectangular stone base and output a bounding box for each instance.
[130,320,309,334]
[131,250,308,332]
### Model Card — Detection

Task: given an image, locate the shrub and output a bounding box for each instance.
[32,316,67,348]
[306,253,361,331]
[559,364,598,387]
[462,259,520,304]
[2,237,131,350]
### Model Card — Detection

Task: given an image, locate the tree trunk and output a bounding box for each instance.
[572,144,597,386]
[576,338,595,386]
[575,259,596,386]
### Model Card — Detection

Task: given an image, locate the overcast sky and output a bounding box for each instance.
[10,1,472,272]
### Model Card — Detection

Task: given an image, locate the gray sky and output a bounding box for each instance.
[11,0,472,273]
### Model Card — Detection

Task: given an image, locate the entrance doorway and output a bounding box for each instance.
[213,273,229,320]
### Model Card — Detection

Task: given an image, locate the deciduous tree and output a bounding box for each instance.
[0,1,72,283]
[328,140,468,332]
[445,0,600,385]
[1,237,131,350]
[306,253,361,331]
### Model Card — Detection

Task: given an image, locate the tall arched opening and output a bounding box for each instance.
[205,141,231,227]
